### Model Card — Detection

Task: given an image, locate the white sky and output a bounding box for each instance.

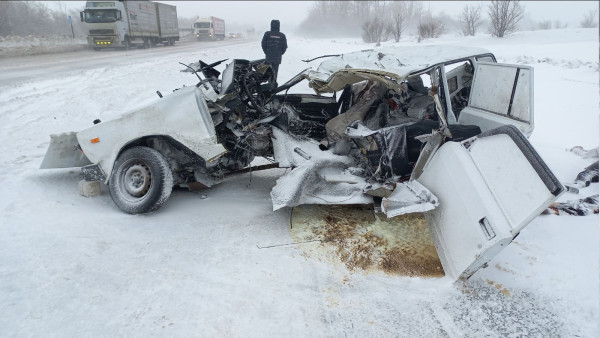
[53,1,599,31]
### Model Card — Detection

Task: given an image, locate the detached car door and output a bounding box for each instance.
[457,62,534,137]
[416,125,563,281]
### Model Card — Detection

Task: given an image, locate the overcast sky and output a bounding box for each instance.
[55,1,599,31]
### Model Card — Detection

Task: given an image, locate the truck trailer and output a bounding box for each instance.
[194,16,225,41]
[80,0,179,50]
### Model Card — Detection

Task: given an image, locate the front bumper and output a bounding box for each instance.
[88,36,119,47]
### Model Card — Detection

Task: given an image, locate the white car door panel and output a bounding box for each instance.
[417,125,563,280]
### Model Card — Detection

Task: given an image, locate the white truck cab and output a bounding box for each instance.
[80,1,129,48]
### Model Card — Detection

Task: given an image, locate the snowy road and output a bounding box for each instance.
[0,38,256,86]
[0,29,598,336]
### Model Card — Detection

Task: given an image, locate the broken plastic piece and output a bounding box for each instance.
[567,146,599,159]
[574,161,599,188]
[564,184,580,194]
[294,147,311,160]
[548,195,599,216]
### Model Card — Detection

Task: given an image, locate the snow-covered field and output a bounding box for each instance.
[0,28,598,336]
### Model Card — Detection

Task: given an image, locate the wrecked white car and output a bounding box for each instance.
[41,45,564,280]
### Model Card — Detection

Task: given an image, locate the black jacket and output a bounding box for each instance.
[261,20,287,64]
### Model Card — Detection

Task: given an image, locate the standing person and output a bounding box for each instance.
[261,20,287,82]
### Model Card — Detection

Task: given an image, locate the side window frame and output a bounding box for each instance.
[440,57,477,124]
[440,54,496,124]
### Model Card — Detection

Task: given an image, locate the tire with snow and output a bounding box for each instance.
[108,146,173,214]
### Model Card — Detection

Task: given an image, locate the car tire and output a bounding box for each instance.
[109,146,173,214]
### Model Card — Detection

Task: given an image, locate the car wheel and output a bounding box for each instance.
[109,146,173,214]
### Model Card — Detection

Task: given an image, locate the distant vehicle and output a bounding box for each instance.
[80,0,179,50]
[194,16,225,41]
[228,32,237,39]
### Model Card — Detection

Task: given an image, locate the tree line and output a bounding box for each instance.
[0,1,84,36]
[297,0,599,42]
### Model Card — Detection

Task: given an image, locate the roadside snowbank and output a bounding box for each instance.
[0,35,88,58]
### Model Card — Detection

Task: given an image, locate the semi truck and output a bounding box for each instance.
[193,16,225,41]
[80,0,179,50]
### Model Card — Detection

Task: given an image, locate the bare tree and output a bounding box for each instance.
[459,4,482,36]
[0,1,15,35]
[553,20,568,29]
[385,1,422,42]
[369,0,388,15]
[536,20,552,30]
[54,1,67,16]
[387,4,408,42]
[487,0,524,38]
[359,1,391,43]
[418,17,445,40]
[299,0,377,38]
[0,1,80,36]
[580,9,598,28]
[362,17,387,43]
[412,2,424,23]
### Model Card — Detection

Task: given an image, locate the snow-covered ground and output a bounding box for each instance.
[0,28,598,336]
[0,35,88,58]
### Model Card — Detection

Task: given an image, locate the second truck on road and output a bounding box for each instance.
[194,16,225,41]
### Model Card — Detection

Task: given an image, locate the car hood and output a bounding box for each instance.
[298,45,491,93]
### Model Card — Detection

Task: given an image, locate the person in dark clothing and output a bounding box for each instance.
[261,20,287,82]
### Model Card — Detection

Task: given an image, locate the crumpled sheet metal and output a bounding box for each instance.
[308,69,402,94]
[270,161,373,211]
[381,180,439,218]
[346,120,418,180]
[272,127,350,168]
[325,81,382,143]
[270,128,371,210]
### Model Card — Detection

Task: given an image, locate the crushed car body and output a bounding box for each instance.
[41,45,564,280]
